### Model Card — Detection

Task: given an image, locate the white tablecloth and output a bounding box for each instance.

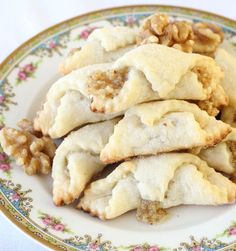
[0,0,235,250]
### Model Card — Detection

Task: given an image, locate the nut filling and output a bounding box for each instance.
[192,65,212,89]
[136,199,168,224]
[88,68,129,99]
[227,141,236,169]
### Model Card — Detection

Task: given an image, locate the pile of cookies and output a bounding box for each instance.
[1,13,236,224]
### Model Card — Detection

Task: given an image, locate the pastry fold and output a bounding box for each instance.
[35,44,225,138]
[88,44,224,114]
[52,119,119,206]
[34,64,118,138]
[215,48,236,109]
[199,128,236,174]
[100,100,231,164]
[78,153,236,220]
[59,26,137,75]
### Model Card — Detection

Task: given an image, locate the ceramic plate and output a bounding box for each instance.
[0,5,236,251]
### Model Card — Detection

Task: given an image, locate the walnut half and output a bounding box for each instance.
[137,13,224,55]
[137,13,194,53]
[193,22,224,56]
[0,120,56,175]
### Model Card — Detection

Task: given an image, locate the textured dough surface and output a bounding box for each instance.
[79,153,236,220]
[89,44,223,113]
[101,100,231,163]
[199,128,236,174]
[215,48,236,108]
[34,64,119,138]
[59,26,137,74]
[52,119,119,206]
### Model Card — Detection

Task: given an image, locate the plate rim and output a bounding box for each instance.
[0,4,236,251]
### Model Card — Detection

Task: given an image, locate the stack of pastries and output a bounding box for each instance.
[1,13,236,224]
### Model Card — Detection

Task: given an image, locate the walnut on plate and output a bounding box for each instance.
[137,13,224,55]
[0,119,56,175]
[193,22,224,56]
[137,13,194,53]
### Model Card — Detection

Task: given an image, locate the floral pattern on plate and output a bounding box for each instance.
[0,79,16,112]
[38,211,72,234]
[16,62,40,84]
[0,5,236,251]
[0,178,33,216]
[0,146,12,178]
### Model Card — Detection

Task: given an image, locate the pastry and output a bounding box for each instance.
[100,100,231,164]
[79,153,236,222]
[59,26,137,75]
[199,128,236,174]
[35,44,225,138]
[215,48,236,109]
[34,64,119,138]
[88,44,224,114]
[197,83,228,116]
[52,119,119,206]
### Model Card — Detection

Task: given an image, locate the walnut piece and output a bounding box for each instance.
[227,141,236,170]
[136,199,168,224]
[221,106,236,128]
[87,68,128,99]
[137,13,224,55]
[193,22,224,55]
[137,13,194,53]
[17,119,42,137]
[0,122,56,175]
[197,84,228,116]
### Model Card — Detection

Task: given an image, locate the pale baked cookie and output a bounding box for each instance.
[34,64,119,138]
[216,49,236,129]
[215,48,236,108]
[78,153,236,222]
[35,44,225,138]
[59,26,137,75]
[88,44,224,114]
[199,128,236,175]
[52,119,119,206]
[100,100,231,164]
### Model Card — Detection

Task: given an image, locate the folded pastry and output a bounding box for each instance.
[59,27,137,75]
[78,153,236,221]
[52,119,119,206]
[215,48,236,109]
[100,100,231,164]
[199,128,236,175]
[88,44,224,114]
[34,64,119,138]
